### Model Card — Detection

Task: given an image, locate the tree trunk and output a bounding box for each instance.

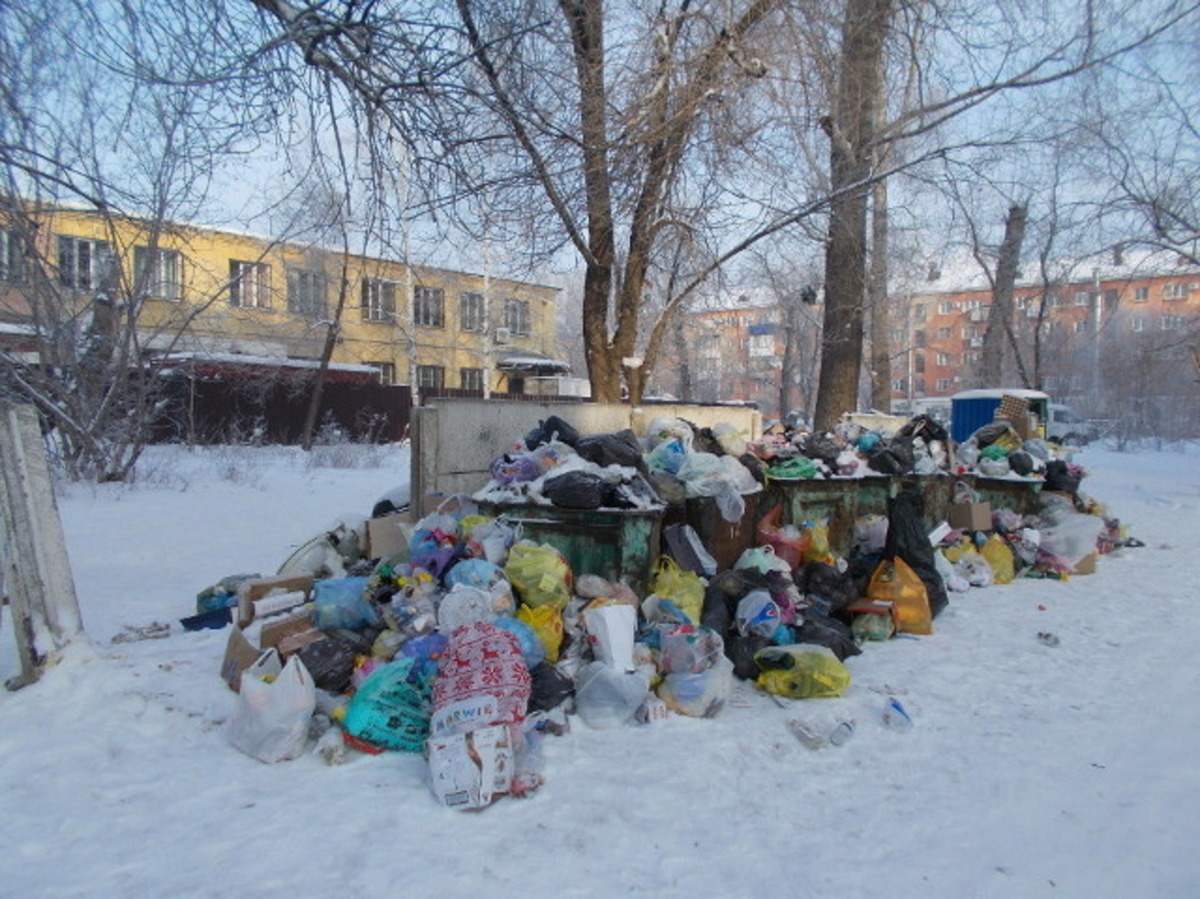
[981,204,1027,386]
[813,0,894,431]
[301,260,350,451]
[868,177,891,411]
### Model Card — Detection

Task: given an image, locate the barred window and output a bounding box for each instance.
[414,285,445,328]
[362,278,397,322]
[229,260,271,308]
[134,246,182,301]
[59,235,112,290]
[287,268,327,317]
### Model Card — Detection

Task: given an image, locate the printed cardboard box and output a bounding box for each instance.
[426,724,513,810]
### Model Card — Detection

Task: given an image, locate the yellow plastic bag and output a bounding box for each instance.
[516,602,564,662]
[504,543,573,610]
[981,534,1015,585]
[801,519,833,564]
[942,536,974,563]
[867,557,932,635]
[754,644,851,699]
[649,556,705,625]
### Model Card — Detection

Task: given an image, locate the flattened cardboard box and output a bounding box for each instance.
[367,514,411,561]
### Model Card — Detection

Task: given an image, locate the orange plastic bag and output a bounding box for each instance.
[867,557,933,635]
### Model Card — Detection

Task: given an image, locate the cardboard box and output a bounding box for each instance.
[220,626,265,692]
[236,574,314,628]
[1073,552,1097,575]
[948,501,992,532]
[426,724,513,810]
[367,514,410,561]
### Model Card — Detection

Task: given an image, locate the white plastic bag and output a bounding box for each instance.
[227,650,316,763]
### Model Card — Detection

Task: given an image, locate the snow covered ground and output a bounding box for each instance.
[2,440,1198,898]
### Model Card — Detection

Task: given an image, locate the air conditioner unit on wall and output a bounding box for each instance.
[494,327,511,344]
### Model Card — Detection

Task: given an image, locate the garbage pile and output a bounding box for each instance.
[195,411,1138,811]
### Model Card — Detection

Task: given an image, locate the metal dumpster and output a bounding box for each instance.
[760,477,863,559]
[679,491,762,572]
[478,501,665,597]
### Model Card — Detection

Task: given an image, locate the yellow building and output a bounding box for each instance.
[0,203,565,396]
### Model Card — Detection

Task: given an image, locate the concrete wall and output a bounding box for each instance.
[410,398,762,512]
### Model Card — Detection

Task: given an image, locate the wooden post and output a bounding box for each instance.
[0,403,84,690]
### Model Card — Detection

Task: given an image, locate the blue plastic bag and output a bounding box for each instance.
[311,577,378,630]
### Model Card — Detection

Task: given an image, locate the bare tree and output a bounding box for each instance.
[0,0,286,480]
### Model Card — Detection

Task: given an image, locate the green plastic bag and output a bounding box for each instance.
[754,644,852,699]
[769,457,818,480]
[504,543,574,610]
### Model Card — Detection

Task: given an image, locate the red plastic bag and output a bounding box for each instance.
[755,505,810,570]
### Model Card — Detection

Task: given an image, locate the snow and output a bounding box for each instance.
[3,441,1200,898]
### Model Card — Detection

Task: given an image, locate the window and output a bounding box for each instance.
[460,368,484,391]
[59,235,112,290]
[1046,292,1060,307]
[0,228,25,283]
[936,326,952,340]
[133,246,181,301]
[413,285,445,328]
[229,260,270,308]
[912,303,926,322]
[1131,316,1145,332]
[361,278,397,322]
[963,325,980,339]
[460,292,485,332]
[892,378,907,392]
[416,365,444,389]
[504,298,531,336]
[366,361,395,384]
[914,353,925,374]
[965,299,982,310]
[936,378,952,391]
[936,352,952,366]
[1163,282,1191,301]
[1074,319,1090,333]
[913,330,926,348]
[1074,290,1090,306]
[937,300,956,315]
[1103,288,1119,311]
[1162,315,1184,331]
[1133,287,1149,302]
[748,333,774,357]
[287,268,327,317]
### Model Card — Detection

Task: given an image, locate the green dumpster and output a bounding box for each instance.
[478,502,664,597]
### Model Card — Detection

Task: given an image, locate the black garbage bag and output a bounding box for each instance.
[800,432,842,468]
[738,452,770,485]
[867,436,916,475]
[692,426,725,456]
[884,490,949,618]
[602,472,661,509]
[528,661,575,712]
[792,613,862,662]
[972,421,1016,449]
[1008,450,1035,476]
[1044,459,1082,494]
[576,429,646,471]
[793,561,860,618]
[542,470,605,509]
[524,415,581,449]
[726,631,773,680]
[898,414,949,445]
[700,581,734,635]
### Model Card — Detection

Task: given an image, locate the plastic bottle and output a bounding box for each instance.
[882,697,914,731]
[828,719,855,746]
